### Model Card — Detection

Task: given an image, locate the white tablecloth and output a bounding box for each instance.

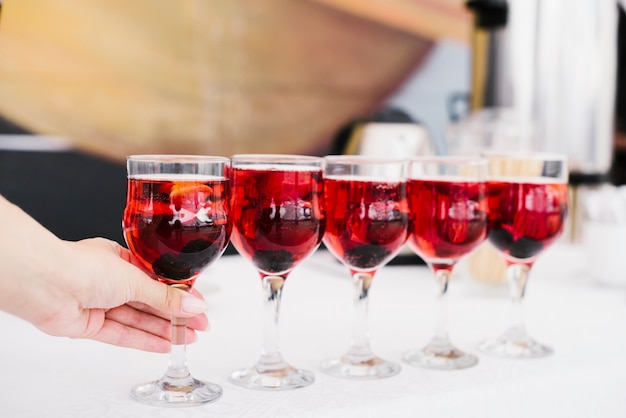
[2,244,625,417]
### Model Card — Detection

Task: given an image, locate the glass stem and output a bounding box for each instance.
[258,275,288,372]
[506,263,530,340]
[346,272,375,362]
[431,268,452,347]
[165,316,191,380]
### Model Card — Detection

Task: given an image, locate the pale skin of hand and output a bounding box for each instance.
[0,195,210,353]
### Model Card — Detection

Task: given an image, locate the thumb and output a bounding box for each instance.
[135,279,208,317]
[106,240,208,317]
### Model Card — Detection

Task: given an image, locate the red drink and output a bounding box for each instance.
[408,178,487,267]
[230,166,325,276]
[323,177,408,273]
[123,175,231,287]
[487,180,568,262]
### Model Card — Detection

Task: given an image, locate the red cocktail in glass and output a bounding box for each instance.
[404,157,488,370]
[478,152,568,358]
[122,155,231,406]
[228,154,325,390]
[320,156,408,379]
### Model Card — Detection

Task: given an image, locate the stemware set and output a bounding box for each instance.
[121,152,569,407]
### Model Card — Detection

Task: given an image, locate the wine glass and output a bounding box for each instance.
[122,155,232,406]
[228,154,325,390]
[477,152,568,358]
[319,156,409,379]
[403,156,488,369]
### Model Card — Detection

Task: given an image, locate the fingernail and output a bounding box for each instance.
[182,295,208,314]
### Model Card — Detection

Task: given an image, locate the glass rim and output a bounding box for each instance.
[410,155,488,166]
[324,155,408,165]
[231,153,323,161]
[127,154,230,163]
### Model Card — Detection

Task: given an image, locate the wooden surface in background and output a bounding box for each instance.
[0,0,469,161]
[310,0,470,41]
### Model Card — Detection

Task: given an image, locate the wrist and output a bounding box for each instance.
[0,196,72,328]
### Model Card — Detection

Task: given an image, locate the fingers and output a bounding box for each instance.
[73,238,212,353]
[126,301,210,331]
[126,288,210,331]
[91,318,171,353]
[105,305,172,340]
[130,278,208,319]
[109,242,209,319]
[98,306,199,353]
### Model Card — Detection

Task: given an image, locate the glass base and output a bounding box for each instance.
[403,343,478,370]
[477,334,553,358]
[230,364,315,391]
[131,375,222,407]
[320,355,401,379]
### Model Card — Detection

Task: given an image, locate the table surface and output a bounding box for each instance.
[2,243,625,418]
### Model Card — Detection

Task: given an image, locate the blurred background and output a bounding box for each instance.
[0,0,468,244]
[0,0,625,273]
[0,0,468,158]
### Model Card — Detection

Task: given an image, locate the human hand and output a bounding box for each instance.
[42,238,211,352]
[0,197,213,352]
